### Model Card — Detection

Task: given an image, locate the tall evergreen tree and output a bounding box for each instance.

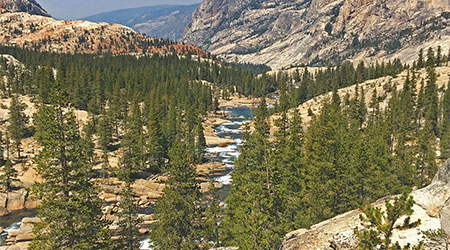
[414,121,437,187]
[424,67,439,135]
[97,107,113,177]
[441,81,450,159]
[222,98,287,249]
[7,95,28,158]
[194,119,206,164]
[30,80,112,250]
[302,98,356,223]
[146,102,166,172]
[114,183,142,250]
[0,160,18,191]
[120,99,145,177]
[151,139,205,249]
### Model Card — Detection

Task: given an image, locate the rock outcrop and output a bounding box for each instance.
[441,199,450,239]
[281,159,450,249]
[0,189,39,216]
[184,0,450,69]
[0,10,209,57]
[0,0,49,17]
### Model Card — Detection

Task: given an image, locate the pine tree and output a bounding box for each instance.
[427,47,436,67]
[30,80,112,250]
[222,98,287,249]
[303,98,357,223]
[114,183,142,250]
[7,95,28,158]
[88,71,104,126]
[0,131,4,164]
[355,193,423,250]
[202,182,221,248]
[120,99,145,177]
[424,67,439,135]
[146,103,166,172]
[441,82,450,159]
[194,119,206,164]
[97,107,113,177]
[108,82,125,137]
[417,48,424,69]
[414,121,437,187]
[0,160,18,191]
[274,108,307,229]
[151,139,205,249]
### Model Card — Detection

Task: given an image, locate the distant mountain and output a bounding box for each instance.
[0,0,49,16]
[83,4,200,41]
[184,0,450,69]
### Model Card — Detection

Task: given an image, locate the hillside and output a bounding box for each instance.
[0,0,49,17]
[183,0,450,69]
[83,4,199,41]
[0,9,209,57]
[289,64,450,127]
[281,159,450,250]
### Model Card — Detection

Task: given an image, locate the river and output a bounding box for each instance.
[0,209,36,245]
[205,106,253,200]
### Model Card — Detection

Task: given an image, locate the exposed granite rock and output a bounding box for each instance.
[412,159,450,217]
[0,0,49,17]
[5,189,26,211]
[2,217,39,248]
[441,198,450,238]
[0,11,209,57]
[329,229,359,250]
[281,159,450,250]
[184,0,450,69]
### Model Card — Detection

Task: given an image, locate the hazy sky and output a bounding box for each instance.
[37,0,202,20]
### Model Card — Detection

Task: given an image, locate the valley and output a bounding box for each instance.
[0,0,450,249]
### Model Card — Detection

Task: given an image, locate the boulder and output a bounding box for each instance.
[15,242,31,250]
[141,214,154,221]
[6,189,27,211]
[2,246,21,250]
[147,191,162,199]
[329,229,359,250]
[0,206,9,216]
[21,217,40,225]
[440,198,450,238]
[24,198,40,209]
[0,192,7,207]
[15,231,34,242]
[412,159,450,217]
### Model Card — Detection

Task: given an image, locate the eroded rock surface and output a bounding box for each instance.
[184,0,450,69]
[0,0,49,17]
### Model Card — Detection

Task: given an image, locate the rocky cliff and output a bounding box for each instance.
[184,0,450,69]
[0,0,49,17]
[0,9,209,57]
[281,159,450,249]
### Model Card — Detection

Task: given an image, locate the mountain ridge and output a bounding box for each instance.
[82,4,200,41]
[0,9,209,57]
[0,0,49,17]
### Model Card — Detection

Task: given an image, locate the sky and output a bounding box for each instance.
[37,0,202,20]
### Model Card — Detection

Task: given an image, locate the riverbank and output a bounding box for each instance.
[204,95,275,147]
